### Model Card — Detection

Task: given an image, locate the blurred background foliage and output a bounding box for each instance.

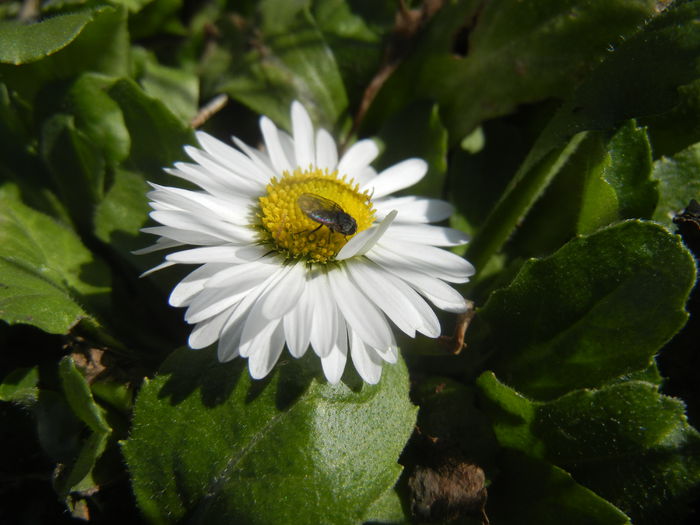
[1,0,700,523]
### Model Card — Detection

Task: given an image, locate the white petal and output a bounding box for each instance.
[346,260,440,338]
[349,331,383,385]
[150,210,256,244]
[132,237,181,255]
[328,266,393,350]
[369,239,475,283]
[362,158,427,198]
[258,262,306,319]
[232,136,278,182]
[170,263,229,307]
[315,128,338,171]
[260,116,293,174]
[139,261,175,277]
[188,307,232,349]
[141,226,223,246]
[352,166,377,187]
[166,163,260,197]
[204,258,279,288]
[218,337,240,362]
[185,266,277,323]
[195,131,269,184]
[374,330,399,364]
[292,101,315,169]
[337,139,379,181]
[164,165,223,195]
[382,265,468,313]
[383,224,469,246]
[283,283,313,358]
[184,147,265,193]
[184,287,243,324]
[148,183,253,224]
[247,320,286,379]
[309,271,337,358]
[373,196,455,223]
[217,288,266,361]
[166,245,265,264]
[278,129,297,167]
[321,320,348,384]
[336,210,397,260]
[237,267,297,356]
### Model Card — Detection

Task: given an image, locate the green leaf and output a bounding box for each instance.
[361,486,405,524]
[54,426,108,497]
[465,1,700,268]
[53,429,110,497]
[35,389,85,462]
[505,121,657,258]
[53,356,112,496]
[0,186,110,334]
[58,356,111,434]
[0,10,96,65]
[365,0,659,142]
[652,142,700,228]
[93,167,151,258]
[40,114,106,232]
[63,73,131,165]
[0,366,39,404]
[106,78,195,176]
[129,0,186,39]
[644,79,700,158]
[0,6,129,101]
[596,121,656,222]
[374,102,448,199]
[478,372,700,524]
[487,452,630,525]
[214,4,349,131]
[132,47,199,122]
[471,221,696,400]
[123,348,417,524]
[465,130,587,270]
[532,0,700,173]
[312,0,392,110]
[0,83,72,224]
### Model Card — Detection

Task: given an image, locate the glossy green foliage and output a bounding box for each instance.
[652,142,700,227]
[478,372,700,524]
[123,348,416,524]
[364,0,659,142]
[0,187,110,333]
[472,221,695,401]
[1,1,700,523]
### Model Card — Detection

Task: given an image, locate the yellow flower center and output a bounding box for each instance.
[258,167,375,263]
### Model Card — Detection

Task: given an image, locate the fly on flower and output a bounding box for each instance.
[297,193,357,236]
[138,101,475,384]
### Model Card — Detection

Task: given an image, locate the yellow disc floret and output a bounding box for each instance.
[258,167,375,263]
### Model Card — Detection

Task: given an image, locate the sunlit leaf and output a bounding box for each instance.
[0,10,96,65]
[652,142,700,228]
[124,348,416,524]
[0,367,39,404]
[470,221,695,400]
[0,186,110,334]
[213,3,348,131]
[0,6,129,101]
[478,372,700,524]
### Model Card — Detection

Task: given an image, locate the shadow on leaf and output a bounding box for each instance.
[157,347,244,408]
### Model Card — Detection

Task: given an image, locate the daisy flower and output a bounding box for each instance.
[139,102,475,384]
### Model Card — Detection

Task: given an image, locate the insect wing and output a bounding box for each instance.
[298,193,344,224]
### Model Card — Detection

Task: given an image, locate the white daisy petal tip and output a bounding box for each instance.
[137,100,474,385]
[336,210,398,260]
